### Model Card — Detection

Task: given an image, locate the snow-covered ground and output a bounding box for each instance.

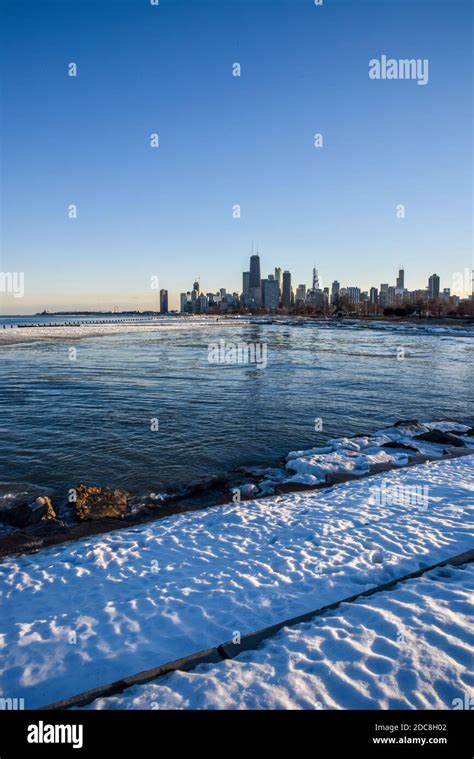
[87,561,474,710]
[0,317,249,345]
[0,455,472,708]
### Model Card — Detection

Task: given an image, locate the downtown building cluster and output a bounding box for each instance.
[167,253,469,316]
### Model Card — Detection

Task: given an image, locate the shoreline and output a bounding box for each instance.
[0,314,473,346]
[1,419,473,561]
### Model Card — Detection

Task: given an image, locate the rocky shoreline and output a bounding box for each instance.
[0,419,473,561]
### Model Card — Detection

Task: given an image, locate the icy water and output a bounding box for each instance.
[0,317,473,504]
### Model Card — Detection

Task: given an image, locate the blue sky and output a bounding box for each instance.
[1,0,472,312]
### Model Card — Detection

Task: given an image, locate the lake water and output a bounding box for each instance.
[0,316,473,505]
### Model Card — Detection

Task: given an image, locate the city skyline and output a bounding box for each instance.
[4,249,473,316]
[175,251,471,316]
[1,0,472,314]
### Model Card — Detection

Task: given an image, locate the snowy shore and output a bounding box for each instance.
[0,455,472,708]
[0,317,251,345]
[0,316,473,346]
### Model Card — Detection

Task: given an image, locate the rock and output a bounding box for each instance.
[71,485,130,521]
[394,419,423,428]
[325,472,364,485]
[146,493,166,510]
[236,483,259,499]
[368,462,400,474]
[1,496,56,529]
[415,430,465,448]
[382,441,418,451]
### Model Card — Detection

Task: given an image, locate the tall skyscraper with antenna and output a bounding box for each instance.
[249,249,262,307]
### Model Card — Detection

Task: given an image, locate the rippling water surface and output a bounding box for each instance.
[1,317,473,502]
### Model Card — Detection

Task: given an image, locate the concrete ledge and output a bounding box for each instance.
[42,647,223,710]
[40,547,474,711]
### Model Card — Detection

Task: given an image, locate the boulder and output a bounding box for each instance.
[394,419,423,428]
[71,485,129,521]
[1,496,56,529]
[382,441,418,451]
[415,430,465,448]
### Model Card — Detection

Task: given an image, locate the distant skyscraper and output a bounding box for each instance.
[429,273,440,299]
[249,254,261,289]
[198,294,208,313]
[274,267,282,293]
[347,287,361,305]
[180,293,187,313]
[263,278,279,310]
[369,287,378,305]
[296,284,306,304]
[331,280,340,304]
[312,267,320,290]
[282,270,291,309]
[193,280,200,294]
[242,271,250,296]
[396,267,405,289]
[160,289,168,314]
[249,254,262,306]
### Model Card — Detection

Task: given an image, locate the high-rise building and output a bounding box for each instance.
[274,267,282,297]
[296,284,306,304]
[180,293,187,313]
[193,280,200,294]
[249,254,261,289]
[347,287,361,305]
[282,270,292,309]
[198,294,208,313]
[396,268,405,289]
[160,289,169,314]
[249,254,262,307]
[369,287,378,305]
[312,267,320,290]
[331,280,340,304]
[379,283,389,308]
[242,271,250,296]
[428,274,440,299]
[263,278,279,310]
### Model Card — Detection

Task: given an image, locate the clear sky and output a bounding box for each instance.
[1,0,472,313]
